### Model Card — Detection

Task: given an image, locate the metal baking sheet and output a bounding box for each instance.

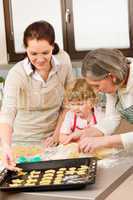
[0,157,97,192]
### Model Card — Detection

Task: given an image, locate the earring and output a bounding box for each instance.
[112,78,117,84]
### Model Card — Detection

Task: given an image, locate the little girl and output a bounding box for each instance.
[59,78,100,145]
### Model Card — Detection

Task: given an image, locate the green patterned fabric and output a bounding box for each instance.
[116,92,133,124]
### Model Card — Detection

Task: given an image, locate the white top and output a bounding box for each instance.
[95,58,133,151]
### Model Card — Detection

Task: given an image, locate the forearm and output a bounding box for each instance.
[0,123,13,147]
[120,132,133,150]
[0,123,20,171]
[54,109,68,140]
[105,135,123,148]
[80,127,104,137]
[86,127,104,137]
[59,134,70,144]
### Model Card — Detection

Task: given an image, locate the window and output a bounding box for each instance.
[3,0,133,62]
[3,0,64,62]
[65,0,133,59]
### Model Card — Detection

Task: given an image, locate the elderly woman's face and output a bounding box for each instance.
[26,39,53,71]
[85,75,118,94]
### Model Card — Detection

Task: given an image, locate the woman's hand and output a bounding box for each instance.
[80,127,104,139]
[79,136,110,153]
[1,144,19,171]
[79,135,123,153]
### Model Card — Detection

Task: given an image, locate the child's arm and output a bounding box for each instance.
[60,132,81,144]
[75,127,104,139]
[59,134,73,144]
[59,111,73,144]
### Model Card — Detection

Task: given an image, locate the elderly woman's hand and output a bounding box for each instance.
[79,135,123,153]
[79,136,110,153]
[80,127,104,139]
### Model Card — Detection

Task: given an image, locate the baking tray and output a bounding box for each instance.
[0,157,97,192]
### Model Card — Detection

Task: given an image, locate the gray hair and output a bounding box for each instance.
[82,48,129,84]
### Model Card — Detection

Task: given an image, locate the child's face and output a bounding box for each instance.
[68,100,93,118]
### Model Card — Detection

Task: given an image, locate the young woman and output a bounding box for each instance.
[0,20,74,170]
[79,48,133,153]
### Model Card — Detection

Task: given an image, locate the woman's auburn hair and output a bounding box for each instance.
[23,20,59,54]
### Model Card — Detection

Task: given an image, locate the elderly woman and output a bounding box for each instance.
[0,21,74,170]
[79,48,133,153]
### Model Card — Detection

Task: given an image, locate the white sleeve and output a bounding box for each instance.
[0,69,20,126]
[94,94,121,135]
[121,132,133,151]
[60,111,73,134]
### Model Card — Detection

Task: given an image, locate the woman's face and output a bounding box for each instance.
[26,39,54,71]
[85,75,117,94]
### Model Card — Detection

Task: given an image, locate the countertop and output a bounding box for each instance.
[0,154,133,200]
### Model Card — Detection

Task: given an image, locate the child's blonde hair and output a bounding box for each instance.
[64,78,97,104]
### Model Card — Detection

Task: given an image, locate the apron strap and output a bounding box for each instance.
[71,113,77,132]
[91,108,97,124]
[71,108,97,132]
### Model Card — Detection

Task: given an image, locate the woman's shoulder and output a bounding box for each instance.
[58,49,70,57]
[8,59,26,74]
[54,49,73,82]
[54,49,71,64]
[6,58,28,82]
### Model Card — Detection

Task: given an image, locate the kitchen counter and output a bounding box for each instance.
[105,173,133,200]
[0,154,133,200]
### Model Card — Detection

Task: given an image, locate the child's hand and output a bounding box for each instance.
[60,134,73,145]
[43,136,58,148]
[72,131,81,141]
[60,132,81,145]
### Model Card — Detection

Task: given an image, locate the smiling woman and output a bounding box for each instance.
[0,20,74,170]
[82,48,129,93]
[26,39,53,80]
[79,48,133,154]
